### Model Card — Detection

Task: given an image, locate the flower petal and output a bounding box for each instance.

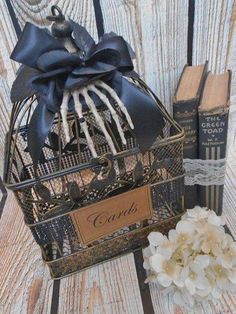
[194,255,210,269]
[230,242,236,254]
[201,241,211,254]
[143,247,152,258]
[222,233,234,248]
[168,229,178,243]
[184,290,195,307]
[157,246,173,260]
[187,206,208,220]
[157,273,172,287]
[173,277,185,288]
[143,259,151,270]
[195,276,210,290]
[185,278,196,295]
[150,254,165,273]
[148,232,165,247]
[207,211,224,226]
[176,220,195,235]
[180,266,190,281]
[220,253,234,269]
[196,288,210,298]
[145,274,157,283]
[173,290,185,306]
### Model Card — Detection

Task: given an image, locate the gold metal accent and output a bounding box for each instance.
[4,78,185,279]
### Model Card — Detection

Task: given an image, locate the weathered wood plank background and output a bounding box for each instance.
[0,0,236,313]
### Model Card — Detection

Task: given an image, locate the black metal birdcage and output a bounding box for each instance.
[3,6,185,279]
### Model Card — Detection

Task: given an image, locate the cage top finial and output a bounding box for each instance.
[46,5,72,38]
[46,5,65,22]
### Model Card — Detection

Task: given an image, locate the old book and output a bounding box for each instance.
[198,71,231,214]
[173,62,208,209]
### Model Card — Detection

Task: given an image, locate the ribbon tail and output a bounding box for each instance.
[28,100,55,171]
[11,65,40,102]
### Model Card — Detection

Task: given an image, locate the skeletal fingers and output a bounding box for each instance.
[87,84,127,145]
[60,90,71,143]
[82,89,117,155]
[61,80,134,157]
[72,91,97,158]
[96,80,134,130]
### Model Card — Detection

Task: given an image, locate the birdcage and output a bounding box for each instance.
[3,6,185,279]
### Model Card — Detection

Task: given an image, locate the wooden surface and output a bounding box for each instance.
[0,0,236,313]
[0,109,236,314]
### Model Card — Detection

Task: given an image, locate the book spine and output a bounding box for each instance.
[173,99,199,208]
[173,100,199,158]
[198,111,229,214]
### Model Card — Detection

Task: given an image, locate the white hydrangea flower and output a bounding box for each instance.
[168,220,195,246]
[218,242,236,268]
[180,256,210,295]
[222,233,234,249]
[149,253,182,287]
[200,224,225,255]
[143,246,153,270]
[182,206,209,222]
[173,288,196,309]
[144,206,236,309]
[207,210,225,227]
[148,232,174,260]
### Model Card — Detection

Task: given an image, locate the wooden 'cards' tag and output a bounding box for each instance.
[70,185,153,245]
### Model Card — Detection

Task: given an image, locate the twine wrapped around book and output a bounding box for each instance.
[183,158,226,186]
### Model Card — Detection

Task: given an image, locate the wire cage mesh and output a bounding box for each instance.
[4,78,185,279]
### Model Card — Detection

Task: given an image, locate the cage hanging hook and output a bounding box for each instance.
[47,5,65,22]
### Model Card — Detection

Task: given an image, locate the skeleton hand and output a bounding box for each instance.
[60,80,134,157]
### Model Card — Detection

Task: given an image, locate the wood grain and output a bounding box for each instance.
[0,78,11,176]
[0,1,18,83]
[100,0,188,113]
[0,1,236,313]
[0,193,53,314]
[224,104,236,235]
[0,192,31,247]
[11,0,98,40]
[0,1,18,175]
[58,254,144,314]
[193,0,235,73]
[0,198,144,313]
[100,0,145,78]
[137,0,188,114]
[226,3,236,99]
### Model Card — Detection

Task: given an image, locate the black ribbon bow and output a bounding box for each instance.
[10,20,165,170]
